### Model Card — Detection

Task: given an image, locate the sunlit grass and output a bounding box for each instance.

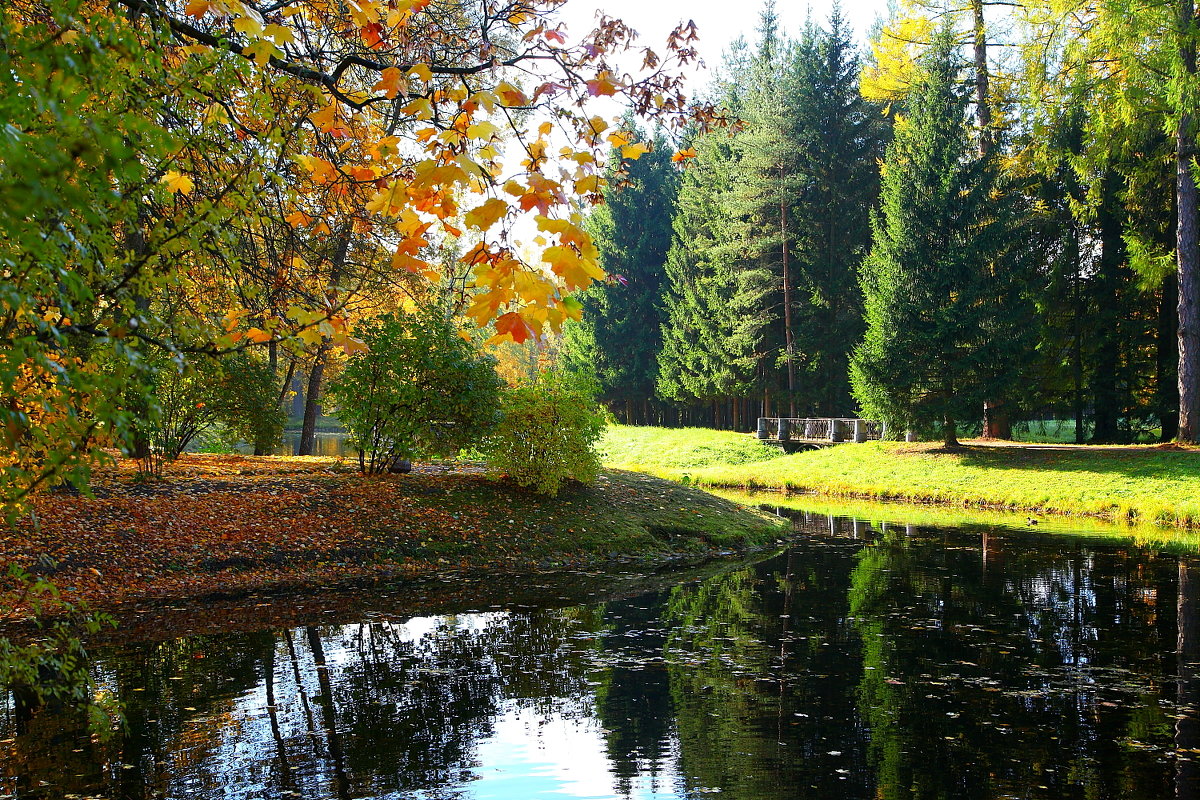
[601,426,1200,529]
[598,425,778,479]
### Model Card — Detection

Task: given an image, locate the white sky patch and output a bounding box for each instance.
[461,704,683,800]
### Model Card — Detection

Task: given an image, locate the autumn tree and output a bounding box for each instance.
[1,0,720,512]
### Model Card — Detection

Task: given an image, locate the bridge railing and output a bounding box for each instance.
[756,417,884,443]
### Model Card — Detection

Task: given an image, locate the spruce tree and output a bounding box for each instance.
[788,8,887,416]
[851,30,1027,446]
[657,125,768,412]
[561,124,678,424]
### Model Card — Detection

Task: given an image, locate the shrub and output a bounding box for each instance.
[131,351,286,474]
[482,371,605,496]
[327,308,502,474]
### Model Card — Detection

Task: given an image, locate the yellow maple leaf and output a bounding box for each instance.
[408,63,433,83]
[466,120,500,141]
[401,97,434,120]
[242,39,280,68]
[607,130,633,148]
[263,24,295,46]
[465,198,509,231]
[543,245,604,290]
[621,142,650,160]
[161,170,194,195]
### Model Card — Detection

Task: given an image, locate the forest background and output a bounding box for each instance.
[5,0,1200,515]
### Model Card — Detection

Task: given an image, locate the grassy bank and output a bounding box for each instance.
[6,455,784,611]
[601,426,1200,529]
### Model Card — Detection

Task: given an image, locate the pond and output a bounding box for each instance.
[4,508,1200,799]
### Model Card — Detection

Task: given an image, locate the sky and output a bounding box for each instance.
[555,0,894,92]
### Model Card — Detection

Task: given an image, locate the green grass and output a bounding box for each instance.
[599,425,779,478]
[600,426,1200,529]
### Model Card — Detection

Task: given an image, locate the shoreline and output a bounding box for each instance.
[601,427,1200,531]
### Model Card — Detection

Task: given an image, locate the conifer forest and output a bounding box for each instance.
[565,1,1200,447]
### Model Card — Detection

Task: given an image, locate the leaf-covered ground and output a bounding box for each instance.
[3,455,784,614]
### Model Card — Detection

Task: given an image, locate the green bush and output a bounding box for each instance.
[327,308,502,474]
[131,351,286,474]
[0,565,120,737]
[483,371,606,496]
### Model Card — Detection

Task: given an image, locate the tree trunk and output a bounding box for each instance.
[943,416,959,449]
[1178,0,1200,442]
[780,166,797,418]
[298,344,328,456]
[1093,171,1126,443]
[298,229,350,456]
[972,0,1012,440]
[1162,272,1182,441]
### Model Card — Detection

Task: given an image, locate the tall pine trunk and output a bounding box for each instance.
[1178,0,1200,442]
[781,166,796,417]
[974,0,1011,440]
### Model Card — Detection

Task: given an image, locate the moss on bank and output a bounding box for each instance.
[6,455,784,610]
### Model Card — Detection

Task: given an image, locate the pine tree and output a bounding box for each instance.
[851,30,1028,446]
[788,8,887,416]
[561,124,678,424]
[657,125,768,414]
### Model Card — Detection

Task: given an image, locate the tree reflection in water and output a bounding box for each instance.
[3,513,1199,800]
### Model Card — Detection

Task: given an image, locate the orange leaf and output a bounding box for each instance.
[586,71,620,97]
[672,147,697,163]
[373,67,405,99]
[494,312,532,344]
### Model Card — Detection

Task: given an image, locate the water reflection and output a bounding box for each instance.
[3,514,1200,799]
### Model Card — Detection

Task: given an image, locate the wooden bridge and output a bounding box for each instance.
[756,417,884,448]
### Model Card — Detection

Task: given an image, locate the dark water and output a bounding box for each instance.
[274,431,353,457]
[5,512,1200,799]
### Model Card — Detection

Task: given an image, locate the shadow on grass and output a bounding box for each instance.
[942,444,1200,481]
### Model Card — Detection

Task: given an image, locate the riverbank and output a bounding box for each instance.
[601,425,1200,529]
[4,455,784,612]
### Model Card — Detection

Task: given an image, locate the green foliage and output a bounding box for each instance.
[328,308,502,475]
[133,351,286,473]
[561,119,679,423]
[217,353,288,455]
[657,7,886,419]
[0,1,267,512]
[851,30,1032,444]
[482,371,606,496]
[0,565,120,737]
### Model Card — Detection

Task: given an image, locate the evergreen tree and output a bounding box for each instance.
[788,8,887,416]
[657,125,769,417]
[561,124,679,424]
[851,30,1028,446]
